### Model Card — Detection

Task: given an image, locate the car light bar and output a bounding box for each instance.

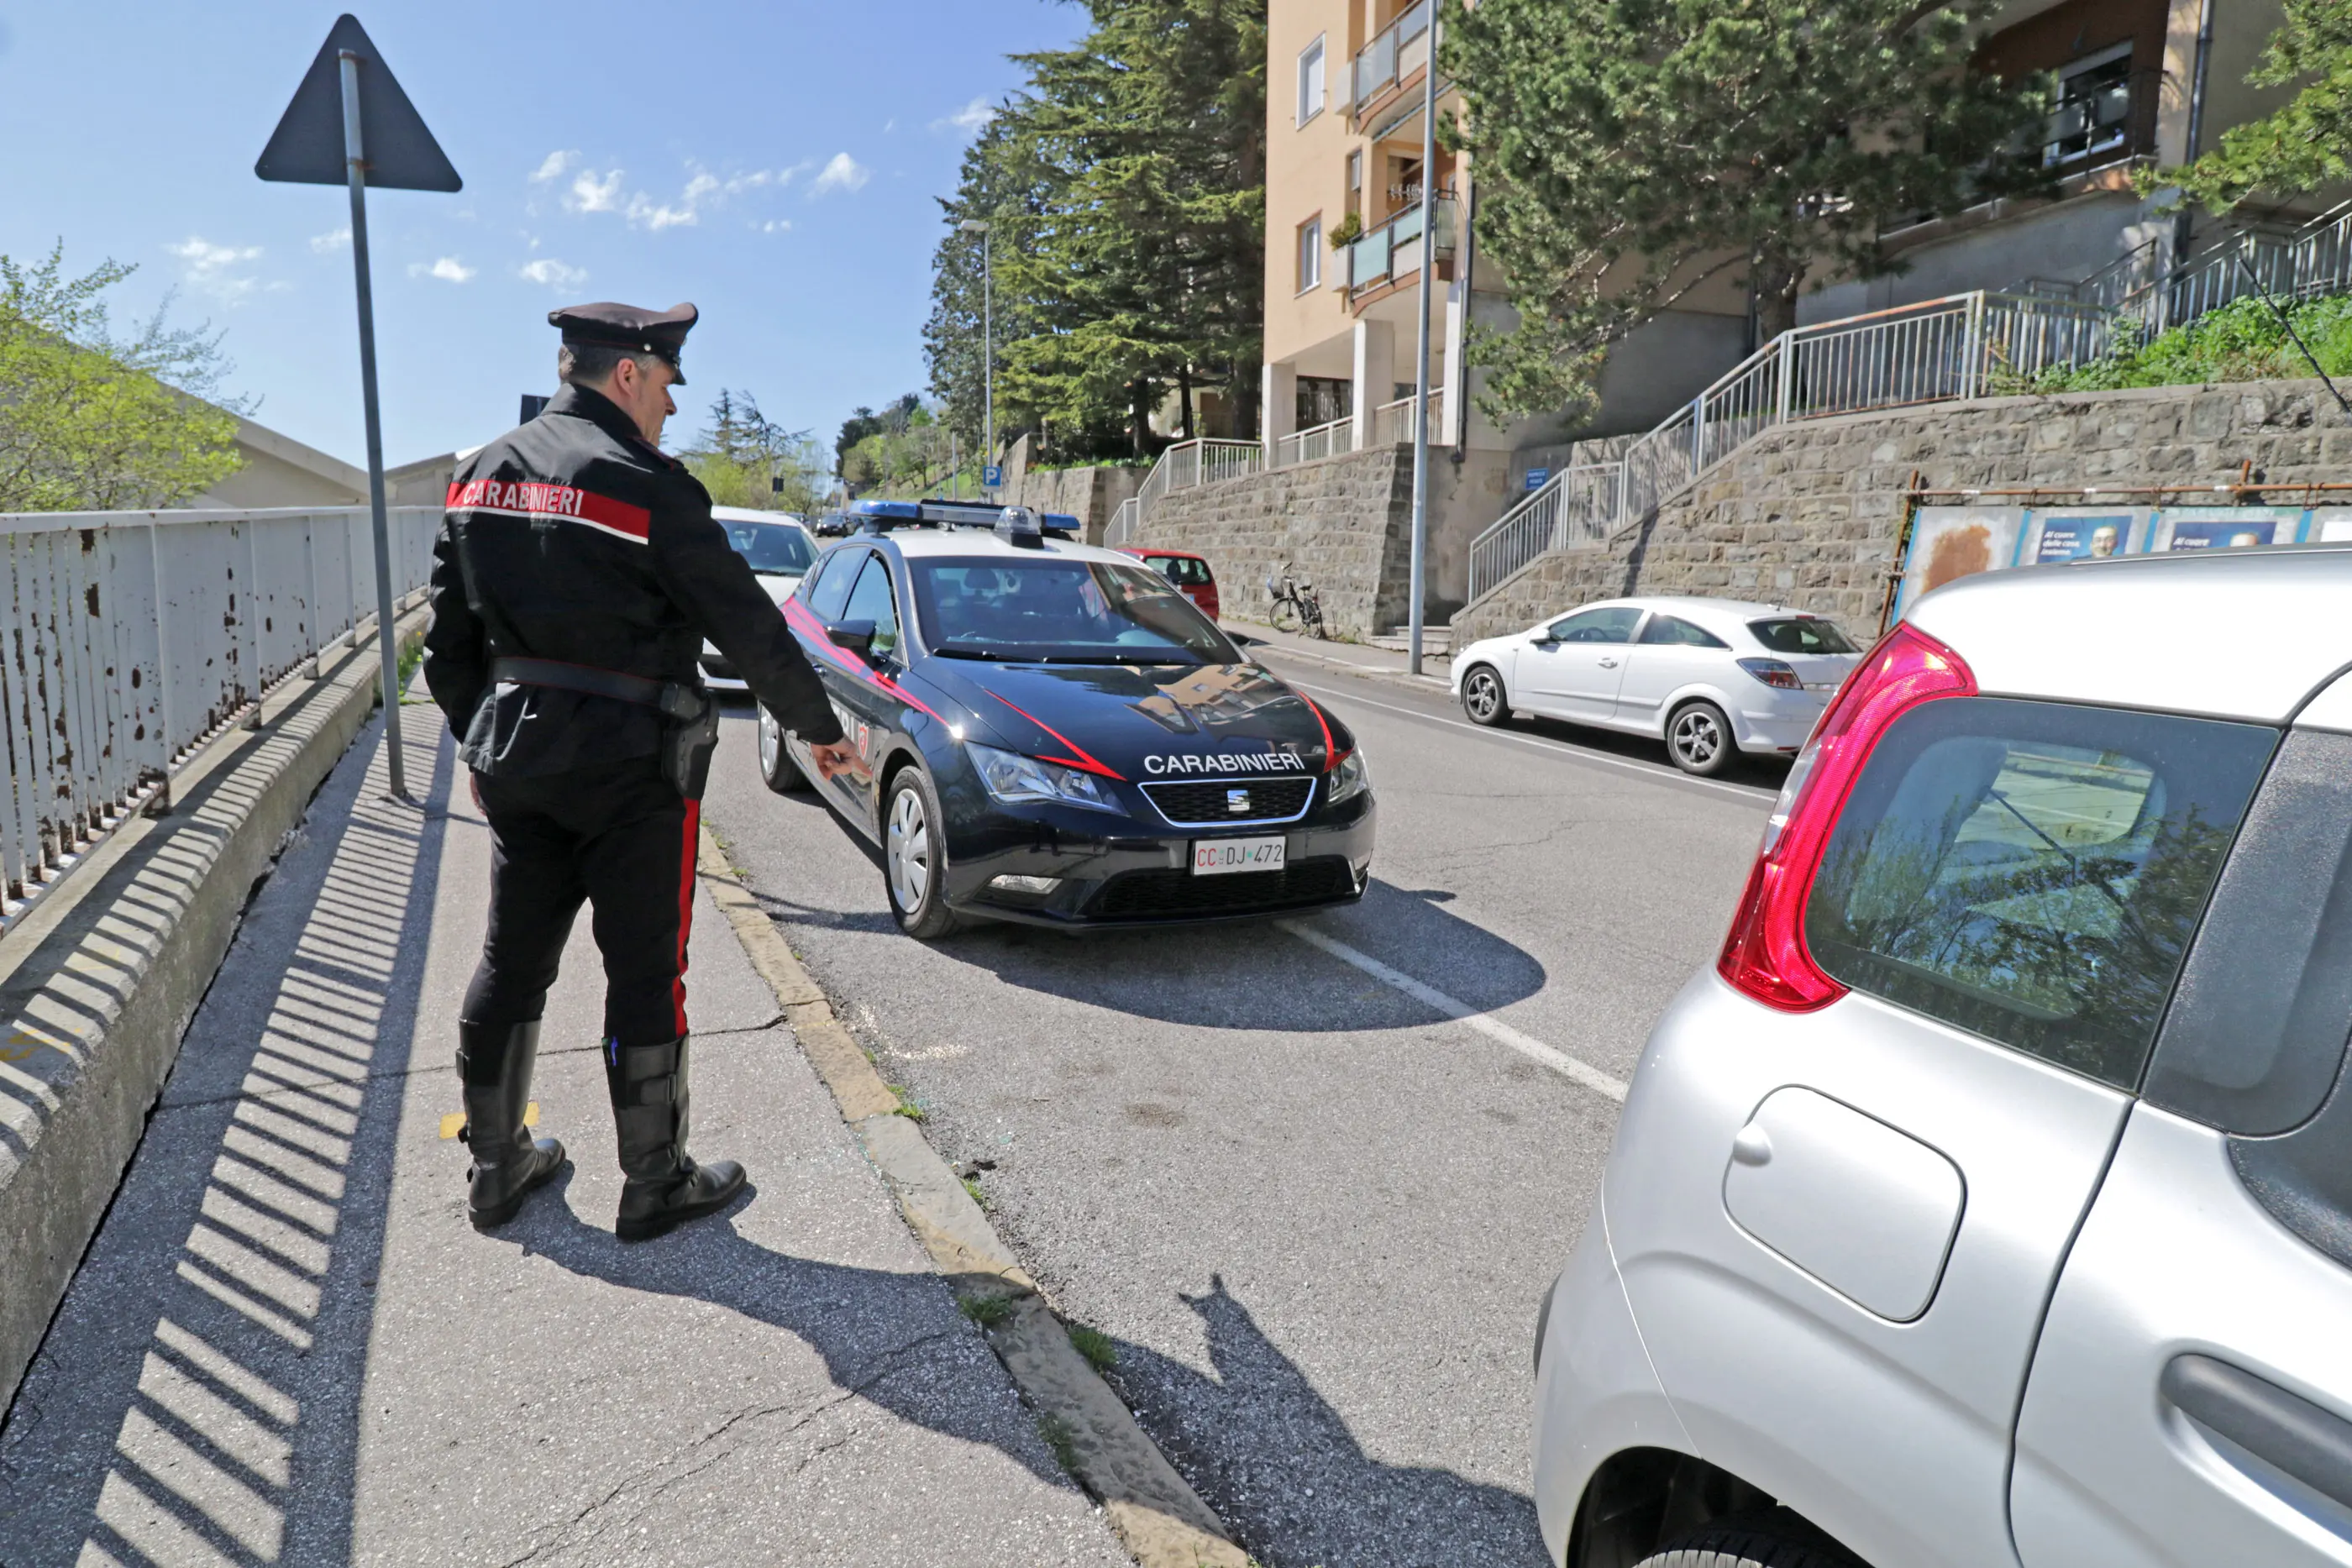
[849,497,1079,537]
[1717,621,1977,1013]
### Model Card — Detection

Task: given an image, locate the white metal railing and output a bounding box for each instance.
[1352,0,1431,109]
[1371,388,1447,448]
[0,505,437,919]
[1105,495,1140,547]
[1273,414,1352,469]
[1130,438,1264,538]
[2115,203,2352,338]
[1349,198,1457,293]
[1467,291,2113,600]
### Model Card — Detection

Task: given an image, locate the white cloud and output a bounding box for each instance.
[409,256,476,283]
[517,258,589,288]
[758,219,791,233]
[932,97,994,136]
[529,149,576,183]
[309,226,350,254]
[166,236,265,302]
[809,152,871,197]
[566,167,625,214]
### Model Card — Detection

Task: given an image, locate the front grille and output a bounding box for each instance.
[1142,776,1315,826]
[1088,857,1357,920]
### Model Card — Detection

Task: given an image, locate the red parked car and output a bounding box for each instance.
[1116,547,1221,621]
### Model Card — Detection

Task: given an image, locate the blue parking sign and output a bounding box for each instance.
[982,464,1003,488]
[1525,466,1551,491]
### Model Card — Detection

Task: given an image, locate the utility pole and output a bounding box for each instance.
[1407,38,1438,675]
[960,218,995,485]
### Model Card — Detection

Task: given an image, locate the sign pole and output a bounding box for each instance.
[1406,39,1438,675]
[338,48,407,798]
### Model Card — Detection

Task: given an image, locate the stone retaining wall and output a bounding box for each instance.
[1133,446,1416,638]
[997,436,1144,544]
[1452,377,2352,646]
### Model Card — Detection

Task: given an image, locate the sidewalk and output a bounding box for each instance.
[0,695,1126,1566]
[1223,619,1454,695]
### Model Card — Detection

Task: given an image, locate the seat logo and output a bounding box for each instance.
[1226,789,1251,814]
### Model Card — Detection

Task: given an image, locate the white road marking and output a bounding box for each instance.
[1275,671,1776,803]
[1278,920,1630,1103]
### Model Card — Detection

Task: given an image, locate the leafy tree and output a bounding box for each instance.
[2156,0,2352,211]
[0,244,247,511]
[681,389,828,513]
[926,0,1265,461]
[1446,0,2052,422]
[835,405,879,471]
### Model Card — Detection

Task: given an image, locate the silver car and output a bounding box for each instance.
[1450,597,1861,776]
[1533,544,2352,1568]
[699,507,815,692]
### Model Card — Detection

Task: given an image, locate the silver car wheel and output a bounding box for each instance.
[887,786,932,911]
[1672,706,1724,768]
[1463,667,1504,724]
[757,708,780,774]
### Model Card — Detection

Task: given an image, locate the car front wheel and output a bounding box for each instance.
[757,705,811,794]
[1461,663,1509,727]
[1633,1516,1853,1568]
[883,767,963,939]
[1666,700,1735,777]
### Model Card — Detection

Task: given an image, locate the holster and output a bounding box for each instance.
[488,655,718,800]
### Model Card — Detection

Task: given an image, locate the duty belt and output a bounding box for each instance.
[489,657,706,720]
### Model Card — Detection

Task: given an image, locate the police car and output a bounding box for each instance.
[755,500,1376,936]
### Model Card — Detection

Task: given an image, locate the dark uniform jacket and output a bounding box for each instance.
[423,384,843,777]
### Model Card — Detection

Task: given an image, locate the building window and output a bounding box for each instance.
[1297,36,1326,127]
[2045,43,2138,168]
[1297,215,1322,293]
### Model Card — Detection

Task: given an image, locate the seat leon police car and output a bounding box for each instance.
[1532,543,2352,1568]
[754,501,1375,937]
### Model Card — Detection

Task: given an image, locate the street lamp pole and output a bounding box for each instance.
[960,218,994,489]
[1406,35,1438,675]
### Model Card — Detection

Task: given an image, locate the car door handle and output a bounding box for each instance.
[1599,657,1620,669]
[2162,1353,2352,1512]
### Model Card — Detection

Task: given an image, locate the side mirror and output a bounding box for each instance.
[827,618,878,656]
[1532,633,1559,648]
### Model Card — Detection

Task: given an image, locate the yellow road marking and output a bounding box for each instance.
[438,1103,537,1140]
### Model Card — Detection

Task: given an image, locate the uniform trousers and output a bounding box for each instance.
[463,756,699,1049]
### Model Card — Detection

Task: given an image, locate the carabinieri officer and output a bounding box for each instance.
[423,301,861,1240]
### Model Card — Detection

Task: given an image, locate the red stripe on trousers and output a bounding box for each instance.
[673,800,698,1036]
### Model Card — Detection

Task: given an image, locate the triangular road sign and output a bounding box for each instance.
[255,13,459,191]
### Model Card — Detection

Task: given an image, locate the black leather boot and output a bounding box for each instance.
[605,1036,747,1242]
[457,1020,568,1231]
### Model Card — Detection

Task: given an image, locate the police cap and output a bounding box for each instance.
[549,301,697,384]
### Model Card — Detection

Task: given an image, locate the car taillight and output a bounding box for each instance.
[1718,621,1977,1011]
[1738,657,1803,690]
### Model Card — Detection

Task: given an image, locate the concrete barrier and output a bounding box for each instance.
[0,614,428,1413]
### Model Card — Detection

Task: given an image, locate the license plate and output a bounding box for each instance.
[1191,836,1286,876]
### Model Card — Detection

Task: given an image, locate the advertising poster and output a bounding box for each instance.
[2309,507,2352,543]
[2023,509,2139,564]
[1898,506,2024,612]
[2150,506,2302,552]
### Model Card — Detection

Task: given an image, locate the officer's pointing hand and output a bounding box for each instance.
[806,740,865,784]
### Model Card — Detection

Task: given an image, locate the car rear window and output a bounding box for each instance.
[1152,555,1212,587]
[1803,697,2276,1088]
[722,519,814,575]
[1750,618,1857,654]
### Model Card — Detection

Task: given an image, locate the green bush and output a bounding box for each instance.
[2011,294,2352,395]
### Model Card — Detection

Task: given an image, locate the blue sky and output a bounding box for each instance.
[0,2,1084,469]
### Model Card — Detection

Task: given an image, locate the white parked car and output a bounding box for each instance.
[1449,597,1861,776]
[700,507,816,693]
[1532,543,2352,1568]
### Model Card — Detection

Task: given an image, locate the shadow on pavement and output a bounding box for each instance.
[1115,1274,1550,1568]
[516,1186,1079,1497]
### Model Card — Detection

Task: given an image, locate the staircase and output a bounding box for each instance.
[1462,202,2352,616]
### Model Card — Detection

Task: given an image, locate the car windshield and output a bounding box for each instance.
[723,520,815,575]
[1749,616,1857,655]
[910,557,1239,664]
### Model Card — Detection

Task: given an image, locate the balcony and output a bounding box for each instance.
[2039,64,2160,176]
[1347,197,1457,297]
[1352,0,1431,116]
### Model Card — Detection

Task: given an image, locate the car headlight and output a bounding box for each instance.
[1326,749,1370,805]
[967,742,1121,813]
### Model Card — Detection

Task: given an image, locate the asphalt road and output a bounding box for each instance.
[700,648,1782,1568]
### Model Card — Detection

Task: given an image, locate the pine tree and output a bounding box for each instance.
[1446,0,2052,422]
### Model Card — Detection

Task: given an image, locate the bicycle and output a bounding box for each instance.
[1267,564,1331,639]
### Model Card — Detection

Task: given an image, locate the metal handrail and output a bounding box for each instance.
[1131,438,1264,535]
[1105,496,1141,547]
[2113,206,2352,337]
[1349,198,1457,293]
[1273,414,1353,469]
[1353,0,1431,109]
[0,504,438,918]
[1466,290,2114,601]
[1372,389,1446,448]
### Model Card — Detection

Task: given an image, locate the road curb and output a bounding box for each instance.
[696,831,1250,1568]
[0,616,427,1415]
